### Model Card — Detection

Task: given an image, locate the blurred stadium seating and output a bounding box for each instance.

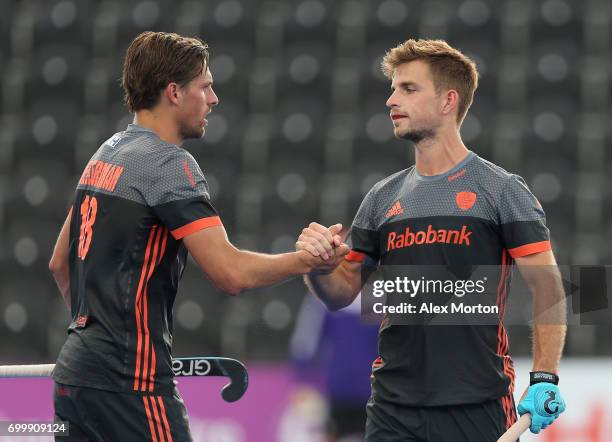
[0,0,610,365]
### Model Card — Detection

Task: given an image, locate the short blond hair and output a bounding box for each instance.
[381,39,479,124]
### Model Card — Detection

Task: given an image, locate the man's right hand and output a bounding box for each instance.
[296,222,350,274]
[297,222,362,311]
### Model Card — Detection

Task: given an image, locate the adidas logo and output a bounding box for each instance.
[385,201,404,218]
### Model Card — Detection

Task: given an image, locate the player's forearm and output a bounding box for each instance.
[49,264,71,311]
[50,211,72,310]
[60,283,71,311]
[529,268,567,373]
[227,250,312,294]
[532,324,566,373]
[304,266,359,311]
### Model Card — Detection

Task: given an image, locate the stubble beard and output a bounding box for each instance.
[180,120,205,141]
[398,127,436,144]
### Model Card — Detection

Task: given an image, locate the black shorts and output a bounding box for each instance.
[327,403,368,438]
[365,394,518,442]
[53,382,192,441]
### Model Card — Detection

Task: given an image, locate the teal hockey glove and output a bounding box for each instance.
[517,372,566,434]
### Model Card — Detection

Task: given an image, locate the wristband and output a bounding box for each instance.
[530,371,559,385]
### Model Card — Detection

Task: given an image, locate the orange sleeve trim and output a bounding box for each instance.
[508,240,551,258]
[171,216,222,239]
[345,250,366,263]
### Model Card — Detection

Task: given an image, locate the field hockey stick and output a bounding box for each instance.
[0,356,248,403]
[497,414,531,442]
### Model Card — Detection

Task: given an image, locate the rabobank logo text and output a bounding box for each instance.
[387,225,472,251]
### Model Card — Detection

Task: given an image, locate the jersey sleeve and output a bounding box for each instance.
[145,148,222,240]
[499,174,551,258]
[346,187,380,264]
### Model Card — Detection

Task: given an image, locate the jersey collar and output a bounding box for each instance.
[414,151,476,182]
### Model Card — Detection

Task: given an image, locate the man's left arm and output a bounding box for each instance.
[515,249,567,433]
[49,209,72,311]
[515,249,567,373]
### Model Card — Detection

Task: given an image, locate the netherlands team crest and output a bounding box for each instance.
[455,191,477,211]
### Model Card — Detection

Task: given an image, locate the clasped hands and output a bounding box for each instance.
[295,222,350,274]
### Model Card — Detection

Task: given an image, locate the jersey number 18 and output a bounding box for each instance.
[78,195,98,260]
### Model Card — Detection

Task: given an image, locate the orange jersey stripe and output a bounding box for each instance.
[496,251,509,355]
[157,396,174,442]
[496,250,516,397]
[134,226,158,390]
[503,396,511,430]
[148,227,168,392]
[508,240,551,258]
[142,396,159,442]
[507,393,517,427]
[171,216,222,240]
[148,395,167,442]
[141,227,163,391]
[148,346,157,393]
